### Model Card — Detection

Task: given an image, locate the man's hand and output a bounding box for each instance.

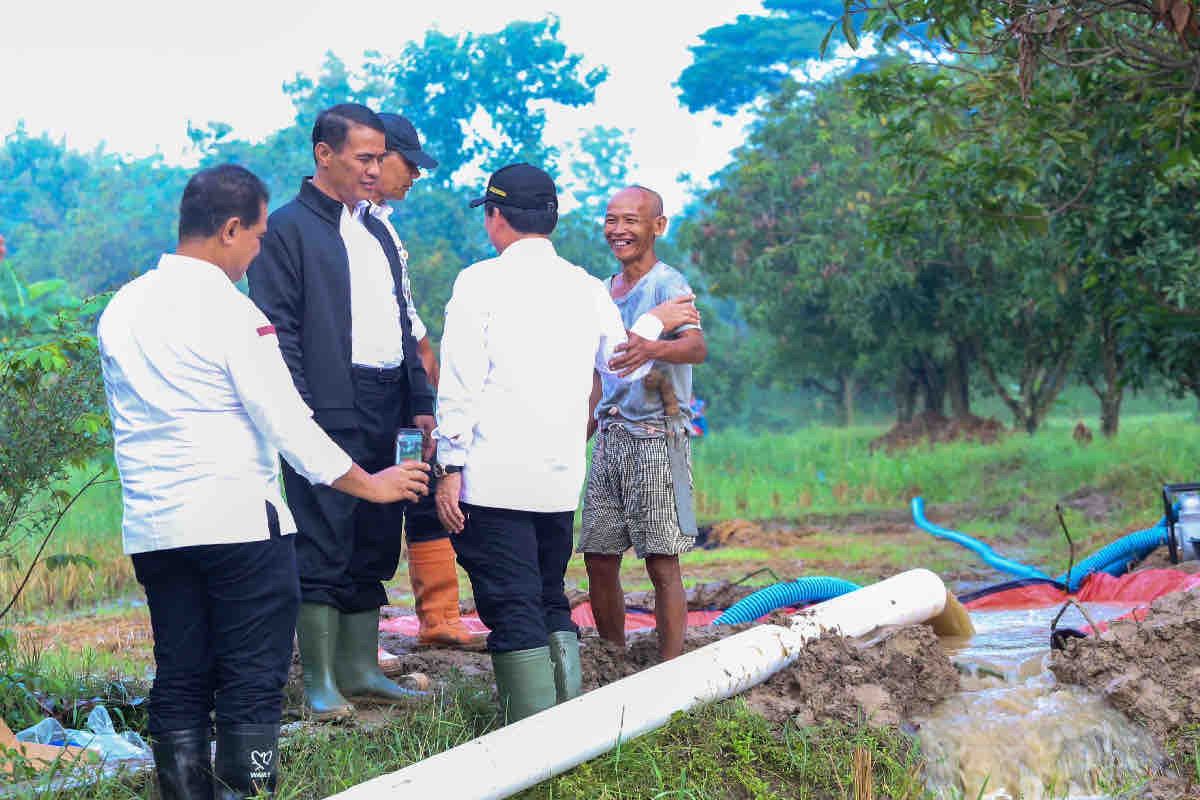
[413,414,436,461]
[609,333,660,377]
[371,462,430,503]
[331,461,430,504]
[436,472,466,534]
[648,295,700,332]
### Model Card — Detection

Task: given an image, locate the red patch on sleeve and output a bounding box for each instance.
[256,325,276,337]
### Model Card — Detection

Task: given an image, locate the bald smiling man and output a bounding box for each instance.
[580,185,708,662]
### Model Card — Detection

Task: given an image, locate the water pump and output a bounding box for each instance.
[1163,483,1200,563]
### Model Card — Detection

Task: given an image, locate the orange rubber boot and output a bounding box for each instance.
[408,538,474,647]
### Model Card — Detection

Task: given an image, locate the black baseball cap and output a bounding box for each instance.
[378,113,438,170]
[469,163,558,212]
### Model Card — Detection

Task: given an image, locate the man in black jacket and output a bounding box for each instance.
[247,103,435,720]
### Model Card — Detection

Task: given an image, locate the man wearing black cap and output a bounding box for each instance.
[432,163,698,722]
[366,113,474,648]
[247,103,437,721]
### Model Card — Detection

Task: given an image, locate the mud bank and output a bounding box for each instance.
[1051,588,1200,742]
[745,625,959,727]
[577,622,961,728]
[379,618,960,735]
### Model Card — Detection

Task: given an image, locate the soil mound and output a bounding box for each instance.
[578,622,959,728]
[377,619,959,733]
[1051,587,1200,742]
[745,625,960,727]
[869,412,1004,453]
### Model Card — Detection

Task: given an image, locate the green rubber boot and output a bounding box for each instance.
[490,646,557,724]
[334,609,424,702]
[547,630,582,703]
[295,603,354,721]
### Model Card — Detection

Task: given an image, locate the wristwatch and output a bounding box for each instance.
[432,463,464,479]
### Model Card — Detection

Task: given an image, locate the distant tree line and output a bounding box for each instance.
[6,8,1199,437]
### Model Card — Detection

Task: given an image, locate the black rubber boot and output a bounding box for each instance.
[213,723,280,799]
[151,728,213,800]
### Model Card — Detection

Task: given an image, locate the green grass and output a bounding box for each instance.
[691,412,1200,520]
[7,410,1198,615]
[13,694,930,800]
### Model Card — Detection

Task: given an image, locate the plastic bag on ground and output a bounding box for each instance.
[15,705,150,761]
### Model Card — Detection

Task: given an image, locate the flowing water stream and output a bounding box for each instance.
[919,604,1164,800]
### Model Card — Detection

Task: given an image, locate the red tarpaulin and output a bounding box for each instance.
[378,604,726,638]
[963,568,1200,610]
[377,569,1200,638]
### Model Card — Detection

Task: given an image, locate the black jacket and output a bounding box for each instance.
[247,179,435,430]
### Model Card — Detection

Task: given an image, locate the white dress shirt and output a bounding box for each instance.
[99,254,353,555]
[434,238,663,513]
[367,201,427,341]
[340,205,406,367]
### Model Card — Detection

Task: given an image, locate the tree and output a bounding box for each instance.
[277,18,607,182]
[0,275,110,619]
[683,78,909,426]
[676,0,850,114]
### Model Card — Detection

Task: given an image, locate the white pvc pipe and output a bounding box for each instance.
[327,568,947,800]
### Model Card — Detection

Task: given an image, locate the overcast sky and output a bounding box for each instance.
[1,1,771,214]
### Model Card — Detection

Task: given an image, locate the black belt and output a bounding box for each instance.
[351,363,406,383]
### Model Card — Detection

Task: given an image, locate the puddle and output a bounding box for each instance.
[920,604,1165,800]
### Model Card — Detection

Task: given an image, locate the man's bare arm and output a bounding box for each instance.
[608,329,706,376]
[418,336,439,389]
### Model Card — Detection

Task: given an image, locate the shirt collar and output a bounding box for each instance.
[370,201,393,220]
[156,253,236,289]
[500,237,556,260]
[299,178,352,226]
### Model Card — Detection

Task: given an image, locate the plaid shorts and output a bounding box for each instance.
[579,423,696,558]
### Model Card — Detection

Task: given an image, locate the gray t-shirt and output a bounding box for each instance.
[596,262,699,432]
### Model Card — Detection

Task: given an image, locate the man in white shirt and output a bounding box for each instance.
[247,104,439,720]
[433,164,698,722]
[99,164,429,800]
[367,112,473,648]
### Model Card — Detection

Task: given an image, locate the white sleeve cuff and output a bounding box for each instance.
[630,313,664,340]
[436,438,468,468]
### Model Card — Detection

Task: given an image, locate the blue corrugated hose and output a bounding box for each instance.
[911,497,1052,581]
[1057,523,1168,591]
[911,496,1170,591]
[712,576,861,626]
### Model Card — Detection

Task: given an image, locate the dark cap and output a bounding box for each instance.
[469,163,558,212]
[378,113,438,170]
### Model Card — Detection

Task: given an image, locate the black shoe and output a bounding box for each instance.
[213,723,279,799]
[151,728,213,800]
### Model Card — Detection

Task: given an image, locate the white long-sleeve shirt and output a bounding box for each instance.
[341,205,409,367]
[434,238,662,513]
[98,253,352,555]
[367,201,428,341]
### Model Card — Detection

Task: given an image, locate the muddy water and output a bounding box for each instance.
[919,604,1164,800]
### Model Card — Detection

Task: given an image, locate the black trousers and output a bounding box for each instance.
[132,506,299,736]
[283,366,446,613]
[451,504,577,653]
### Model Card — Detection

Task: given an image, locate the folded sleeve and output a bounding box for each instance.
[226,303,352,486]
[434,274,490,467]
[655,271,701,335]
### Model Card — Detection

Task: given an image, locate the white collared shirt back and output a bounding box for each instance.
[434,238,662,513]
[99,254,352,554]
